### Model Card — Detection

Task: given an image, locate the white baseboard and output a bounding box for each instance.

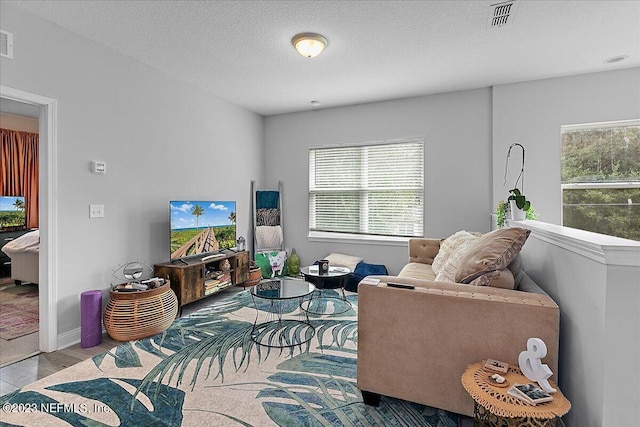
[55,326,109,351]
[56,327,81,350]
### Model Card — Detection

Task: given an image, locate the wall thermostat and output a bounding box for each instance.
[91,160,106,175]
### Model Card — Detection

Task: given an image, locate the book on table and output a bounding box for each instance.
[507,383,553,405]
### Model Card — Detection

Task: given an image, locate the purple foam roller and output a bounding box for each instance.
[81,290,103,348]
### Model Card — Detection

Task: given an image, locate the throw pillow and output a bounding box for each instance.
[254,251,288,278]
[454,227,531,284]
[325,253,363,272]
[469,269,515,289]
[256,208,280,226]
[432,230,479,275]
[434,234,481,282]
[506,253,525,289]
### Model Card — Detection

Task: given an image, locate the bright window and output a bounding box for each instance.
[309,139,424,239]
[561,120,640,241]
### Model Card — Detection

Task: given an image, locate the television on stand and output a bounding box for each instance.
[0,195,26,230]
[170,200,237,262]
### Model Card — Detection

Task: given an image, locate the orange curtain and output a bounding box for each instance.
[0,129,39,229]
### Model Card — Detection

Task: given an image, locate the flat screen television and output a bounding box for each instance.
[0,196,26,230]
[170,200,236,261]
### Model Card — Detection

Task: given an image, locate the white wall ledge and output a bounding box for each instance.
[512,220,640,267]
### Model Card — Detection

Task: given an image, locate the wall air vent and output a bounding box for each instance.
[488,1,518,28]
[1,30,14,59]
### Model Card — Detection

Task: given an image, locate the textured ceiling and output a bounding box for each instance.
[2,0,639,116]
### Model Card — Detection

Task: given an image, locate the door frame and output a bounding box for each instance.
[1,85,58,352]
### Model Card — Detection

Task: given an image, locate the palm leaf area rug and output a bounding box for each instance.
[0,288,457,427]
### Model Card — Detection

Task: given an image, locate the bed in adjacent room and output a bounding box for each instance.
[1,229,39,285]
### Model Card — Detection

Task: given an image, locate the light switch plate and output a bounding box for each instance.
[89,204,104,218]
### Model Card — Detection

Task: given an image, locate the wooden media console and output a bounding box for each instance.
[154,251,249,308]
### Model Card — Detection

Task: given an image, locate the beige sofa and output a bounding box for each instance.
[1,229,39,285]
[357,227,560,417]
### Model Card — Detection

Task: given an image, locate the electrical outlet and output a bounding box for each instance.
[89,204,104,218]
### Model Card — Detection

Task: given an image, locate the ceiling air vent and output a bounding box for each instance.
[1,30,14,59]
[488,1,518,28]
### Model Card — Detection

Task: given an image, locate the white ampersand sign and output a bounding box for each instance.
[518,337,557,393]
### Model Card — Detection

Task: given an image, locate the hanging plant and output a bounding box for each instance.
[504,142,527,196]
[498,143,536,227]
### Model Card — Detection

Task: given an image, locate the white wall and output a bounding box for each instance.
[492,68,640,224]
[492,71,640,424]
[493,70,640,426]
[264,89,493,274]
[1,6,263,339]
[519,221,640,427]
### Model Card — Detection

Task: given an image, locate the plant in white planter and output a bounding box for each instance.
[508,188,530,220]
[496,199,536,228]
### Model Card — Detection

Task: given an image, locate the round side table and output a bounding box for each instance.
[249,279,316,348]
[103,281,178,341]
[300,265,352,315]
[461,361,571,427]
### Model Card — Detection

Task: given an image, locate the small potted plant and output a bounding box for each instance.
[507,188,530,220]
[246,260,262,287]
[496,195,536,228]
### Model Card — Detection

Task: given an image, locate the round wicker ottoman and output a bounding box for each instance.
[103,282,178,341]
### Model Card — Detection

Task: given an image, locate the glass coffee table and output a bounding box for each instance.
[249,278,316,348]
[300,265,352,315]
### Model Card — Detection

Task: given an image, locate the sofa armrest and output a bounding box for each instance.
[357,276,559,416]
[408,238,441,264]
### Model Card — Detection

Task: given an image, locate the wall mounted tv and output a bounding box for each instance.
[0,196,26,230]
[170,200,237,261]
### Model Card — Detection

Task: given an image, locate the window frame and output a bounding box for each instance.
[560,119,640,240]
[308,137,425,245]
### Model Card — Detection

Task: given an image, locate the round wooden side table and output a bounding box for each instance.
[461,361,571,427]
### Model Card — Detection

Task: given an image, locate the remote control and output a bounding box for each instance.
[386,282,415,290]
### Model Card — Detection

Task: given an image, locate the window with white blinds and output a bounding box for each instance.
[309,139,424,238]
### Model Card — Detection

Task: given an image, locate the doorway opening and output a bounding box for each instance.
[1,86,58,361]
[0,102,40,365]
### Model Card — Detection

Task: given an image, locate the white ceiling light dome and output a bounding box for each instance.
[292,33,328,58]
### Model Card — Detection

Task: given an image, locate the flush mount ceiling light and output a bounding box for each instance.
[292,33,328,58]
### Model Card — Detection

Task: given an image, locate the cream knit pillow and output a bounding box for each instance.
[324,253,363,272]
[432,231,479,275]
[434,235,481,282]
